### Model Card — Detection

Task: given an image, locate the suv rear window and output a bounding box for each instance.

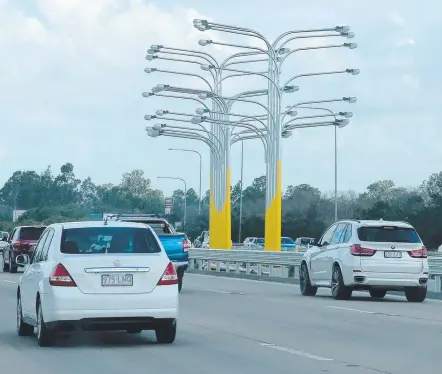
[60,227,161,254]
[19,227,46,241]
[357,226,421,243]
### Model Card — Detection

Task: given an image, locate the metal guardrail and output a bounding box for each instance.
[188,248,442,292]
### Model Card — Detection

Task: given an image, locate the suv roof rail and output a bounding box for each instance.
[345,219,361,223]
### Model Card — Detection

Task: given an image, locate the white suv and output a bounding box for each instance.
[300,219,429,302]
[15,221,179,347]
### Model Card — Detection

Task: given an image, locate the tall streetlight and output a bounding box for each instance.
[157,176,187,232]
[168,148,202,215]
[238,140,244,243]
[295,106,353,222]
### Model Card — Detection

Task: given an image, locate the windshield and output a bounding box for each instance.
[357,226,421,243]
[282,237,294,244]
[60,227,162,254]
[255,238,264,244]
[19,227,46,241]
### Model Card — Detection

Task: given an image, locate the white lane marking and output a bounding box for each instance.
[326,305,375,314]
[260,342,333,361]
[3,280,17,284]
[204,288,244,295]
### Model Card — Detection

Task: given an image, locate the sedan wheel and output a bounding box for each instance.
[17,295,34,336]
[36,303,55,347]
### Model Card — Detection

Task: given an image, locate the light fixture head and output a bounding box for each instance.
[144,115,156,121]
[283,85,300,93]
[343,96,357,103]
[335,119,350,128]
[198,39,212,46]
[142,92,154,98]
[346,68,360,75]
[191,116,204,124]
[344,43,358,49]
[335,26,351,33]
[145,54,157,61]
[282,130,293,138]
[153,123,167,130]
[152,84,168,93]
[339,112,353,118]
[156,110,169,116]
[144,68,157,74]
[278,48,290,55]
[285,110,298,117]
[196,108,209,115]
[341,31,355,39]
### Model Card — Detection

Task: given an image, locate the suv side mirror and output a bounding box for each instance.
[1,237,7,242]
[15,254,30,267]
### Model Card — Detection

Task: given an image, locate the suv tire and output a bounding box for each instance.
[331,265,352,300]
[404,286,427,302]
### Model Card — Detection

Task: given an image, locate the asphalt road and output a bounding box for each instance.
[0,259,441,373]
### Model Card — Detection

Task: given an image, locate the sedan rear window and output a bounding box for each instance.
[19,227,46,241]
[357,226,421,243]
[60,227,161,254]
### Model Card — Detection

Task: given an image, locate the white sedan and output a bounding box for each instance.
[300,219,429,302]
[15,220,179,347]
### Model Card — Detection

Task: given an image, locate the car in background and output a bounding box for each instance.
[249,238,264,249]
[300,219,428,302]
[2,225,46,273]
[111,214,190,293]
[281,237,296,250]
[0,231,9,252]
[243,237,257,248]
[294,237,315,252]
[15,220,179,347]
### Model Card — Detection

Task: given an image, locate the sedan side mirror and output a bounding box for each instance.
[15,254,30,267]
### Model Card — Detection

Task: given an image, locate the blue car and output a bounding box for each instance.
[281,237,296,250]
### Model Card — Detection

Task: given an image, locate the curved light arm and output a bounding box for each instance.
[145,68,213,91]
[278,33,348,50]
[154,50,217,69]
[278,44,350,66]
[200,93,277,128]
[206,41,278,67]
[203,117,268,153]
[143,92,211,114]
[196,20,272,50]
[204,110,268,130]
[159,46,219,67]
[220,71,268,84]
[203,65,281,99]
[281,70,353,93]
[148,55,217,81]
[231,134,263,145]
[286,97,356,112]
[296,106,337,120]
[158,129,223,160]
[224,58,268,68]
[155,131,222,164]
[283,113,340,129]
[284,120,344,131]
[273,26,346,48]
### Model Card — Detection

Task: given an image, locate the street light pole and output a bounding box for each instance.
[168,148,202,215]
[158,176,187,231]
[334,125,338,222]
[239,140,244,243]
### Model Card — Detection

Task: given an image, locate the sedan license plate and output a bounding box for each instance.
[384,251,402,258]
[101,274,133,287]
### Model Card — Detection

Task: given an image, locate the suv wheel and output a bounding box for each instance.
[300,262,317,296]
[9,253,17,273]
[404,286,427,302]
[17,294,34,336]
[331,265,352,300]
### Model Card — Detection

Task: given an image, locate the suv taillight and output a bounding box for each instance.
[408,247,427,258]
[350,244,376,256]
[183,238,191,252]
[12,241,21,249]
[49,264,77,287]
[157,262,178,286]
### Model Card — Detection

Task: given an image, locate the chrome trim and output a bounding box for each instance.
[84,267,150,273]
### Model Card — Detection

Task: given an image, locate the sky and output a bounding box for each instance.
[0,0,440,197]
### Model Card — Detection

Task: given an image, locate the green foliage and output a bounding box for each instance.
[2,163,442,249]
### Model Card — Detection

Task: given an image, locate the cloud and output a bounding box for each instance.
[1,0,442,197]
[390,12,405,26]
